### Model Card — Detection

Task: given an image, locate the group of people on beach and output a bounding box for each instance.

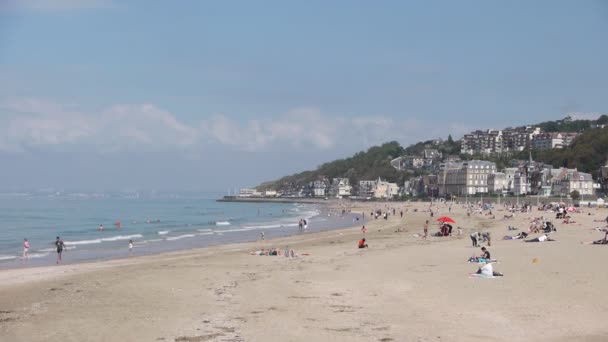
[252,247,297,257]
[19,236,66,264]
[18,235,135,265]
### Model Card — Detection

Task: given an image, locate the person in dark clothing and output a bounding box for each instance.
[479,247,490,259]
[55,236,65,264]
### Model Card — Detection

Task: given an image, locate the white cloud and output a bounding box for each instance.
[0,0,115,11]
[0,97,470,155]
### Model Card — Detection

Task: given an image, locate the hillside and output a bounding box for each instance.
[257,141,407,191]
[257,115,608,192]
[533,126,608,176]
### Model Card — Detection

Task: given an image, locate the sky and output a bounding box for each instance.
[0,0,607,191]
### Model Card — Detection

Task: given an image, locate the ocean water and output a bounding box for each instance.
[0,193,359,268]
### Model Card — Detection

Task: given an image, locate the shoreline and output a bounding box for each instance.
[0,203,361,270]
[2,201,607,341]
[217,196,333,204]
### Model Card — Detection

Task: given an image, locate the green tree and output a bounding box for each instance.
[570,190,580,201]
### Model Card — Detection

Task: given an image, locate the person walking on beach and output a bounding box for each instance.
[260,231,265,240]
[55,236,65,264]
[361,225,367,234]
[423,220,429,240]
[23,238,30,260]
[128,239,133,254]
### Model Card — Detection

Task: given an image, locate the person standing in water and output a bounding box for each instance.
[128,239,133,254]
[23,238,30,260]
[55,236,65,264]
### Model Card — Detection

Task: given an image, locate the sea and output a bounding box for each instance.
[0,192,359,269]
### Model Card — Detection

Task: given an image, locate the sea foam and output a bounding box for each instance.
[65,239,102,245]
[101,234,143,242]
[166,234,196,241]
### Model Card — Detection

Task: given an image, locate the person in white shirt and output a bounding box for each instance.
[525,234,555,242]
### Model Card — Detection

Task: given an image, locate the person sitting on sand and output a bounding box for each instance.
[479,247,491,260]
[525,234,555,243]
[475,260,503,277]
[504,213,515,220]
[358,238,368,249]
[592,230,608,245]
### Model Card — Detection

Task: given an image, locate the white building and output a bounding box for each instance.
[438,160,497,195]
[513,171,529,195]
[330,178,352,198]
[488,172,507,194]
[358,180,377,197]
[551,169,594,196]
[391,156,425,170]
[312,180,329,197]
[239,188,262,197]
[263,190,277,197]
[531,132,579,150]
[373,179,400,199]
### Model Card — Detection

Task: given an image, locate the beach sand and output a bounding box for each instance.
[1,201,607,342]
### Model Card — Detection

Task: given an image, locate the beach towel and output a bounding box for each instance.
[468,273,500,279]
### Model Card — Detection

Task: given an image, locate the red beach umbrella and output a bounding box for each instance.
[437,216,456,223]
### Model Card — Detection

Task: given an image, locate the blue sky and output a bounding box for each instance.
[0,0,607,191]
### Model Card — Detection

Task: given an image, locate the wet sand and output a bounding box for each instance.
[1,201,607,341]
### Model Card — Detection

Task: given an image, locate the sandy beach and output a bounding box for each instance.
[1,201,607,342]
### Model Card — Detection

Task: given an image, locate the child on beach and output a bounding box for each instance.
[361,225,367,234]
[358,238,368,249]
[23,238,30,260]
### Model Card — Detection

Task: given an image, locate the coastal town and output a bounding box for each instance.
[238,122,608,204]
